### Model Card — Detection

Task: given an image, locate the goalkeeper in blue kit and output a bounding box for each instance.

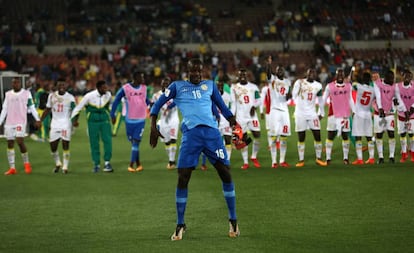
[150,58,240,240]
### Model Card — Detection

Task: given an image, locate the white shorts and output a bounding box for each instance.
[326,116,351,132]
[295,116,321,132]
[49,126,72,142]
[4,124,26,140]
[351,115,373,137]
[158,118,179,143]
[268,109,291,136]
[373,114,395,133]
[238,116,261,133]
[219,118,232,136]
[397,118,414,135]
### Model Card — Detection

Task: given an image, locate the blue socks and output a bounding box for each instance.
[176,188,188,225]
[175,183,237,225]
[130,141,139,164]
[223,182,237,220]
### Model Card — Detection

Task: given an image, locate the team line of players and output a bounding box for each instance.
[1,61,414,174]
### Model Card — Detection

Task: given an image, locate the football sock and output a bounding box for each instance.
[388,138,395,158]
[356,140,363,160]
[21,152,29,163]
[251,139,260,159]
[376,138,383,158]
[270,136,277,163]
[241,146,248,164]
[325,139,333,160]
[130,141,139,164]
[400,137,407,153]
[279,136,287,163]
[164,144,170,160]
[222,182,237,220]
[170,143,177,162]
[297,142,305,161]
[225,144,232,160]
[51,151,61,166]
[201,153,207,166]
[176,188,188,225]
[342,139,350,160]
[7,148,15,168]
[368,140,375,159]
[63,150,70,168]
[314,141,323,159]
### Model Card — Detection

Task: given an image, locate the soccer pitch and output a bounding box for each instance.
[0,112,413,253]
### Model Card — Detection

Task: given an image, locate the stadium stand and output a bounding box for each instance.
[1,0,413,95]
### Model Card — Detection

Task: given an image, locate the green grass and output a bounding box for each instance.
[0,111,413,253]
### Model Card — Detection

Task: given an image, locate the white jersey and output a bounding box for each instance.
[218,91,232,136]
[268,75,291,112]
[46,91,76,129]
[292,78,324,119]
[353,83,379,119]
[230,82,261,119]
[152,90,179,127]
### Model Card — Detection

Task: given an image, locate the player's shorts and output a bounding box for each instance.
[326,116,351,132]
[218,116,232,136]
[295,116,321,132]
[49,126,72,142]
[4,124,26,140]
[373,114,395,133]
[397,118,414,135]
[351,115,373,137]
[268,109,290,136]
[158,119,179,143]
[237,115,260,133]
[177,125,229,169]
[126,120,145,142]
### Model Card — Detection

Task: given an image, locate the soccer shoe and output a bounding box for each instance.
[352,159,364,165]
[343,159,349,165]
[53,164,62,173]
[315,159,327,167]
[136,165,143,172]
[62,167,68,174]
[280,162,290,168]
[4,168,17,175]
[228,219,240,238]
[389,157,395,164]
[400,153,408,163]
[103,163,113,172]
[295,161,305,167]
[271,163,278,169]
[171,224,186,241]
[411,152,414,162]
[93,166,100,173]
[250,158,261,168]
[201,165,207,171]
[128,167,136,173]
[24,162,32,174]
[365,158,375,164]
[326,159,331,165]
[240,164,249,170]
[166,162,176,170]
[377,158,384,164]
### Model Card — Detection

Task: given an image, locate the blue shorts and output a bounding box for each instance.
[125,120,145,142]
[177,125,229,169]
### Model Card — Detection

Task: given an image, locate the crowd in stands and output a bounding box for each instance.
[1,0,414,97]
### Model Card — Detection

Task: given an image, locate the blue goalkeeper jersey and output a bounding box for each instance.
[150,80,232,130]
